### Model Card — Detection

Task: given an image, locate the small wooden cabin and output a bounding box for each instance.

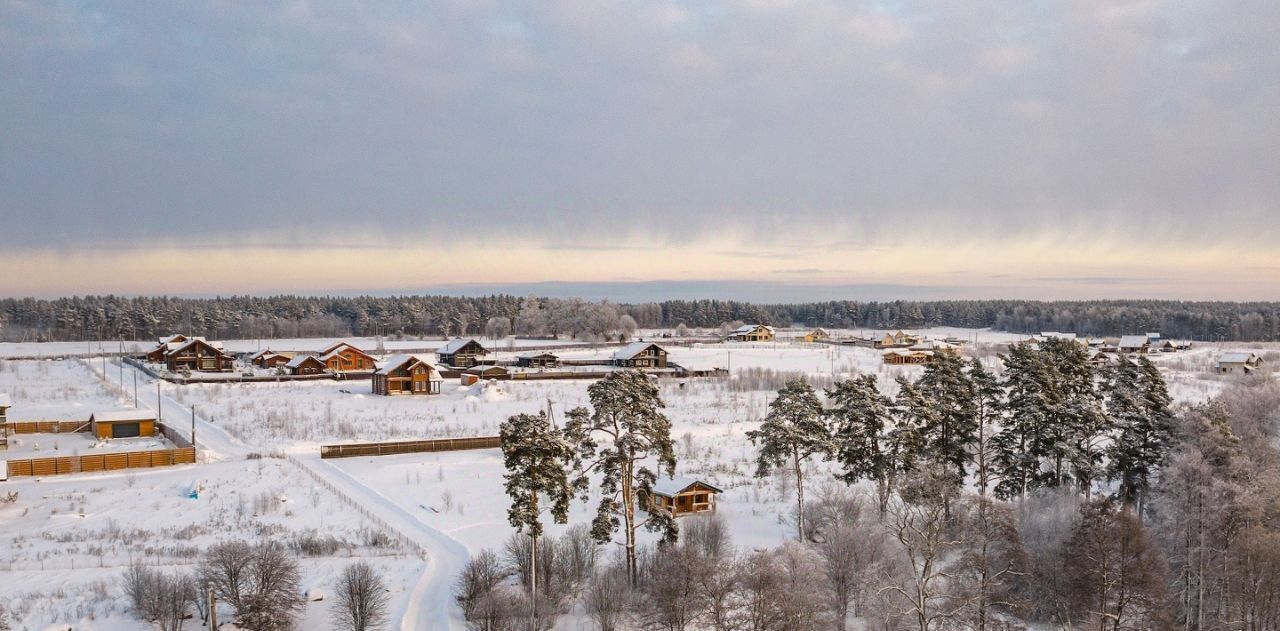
[883,349,933,365]
[613,342,669,368]
[319,342,376,372]
[877,330,921,349]
[801,328,830,343]
[286,355,329,375]
[648,476,722,516]
[725,324,775,342]
[461,364,508,385]
[373,355,444,395]
[251,350,292,369]
[89,410,156,440]
[165,338,234,372]
[1118,335,1151,354]
[516,352,560,368]
[438,338,489,368]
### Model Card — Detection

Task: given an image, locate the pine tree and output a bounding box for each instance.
[899,350,979,494]
[969,358,1004,498]
[827,374,896,514]
[564,370,676,585]
[499,410,579,616]
[992,343,1047,500]
[1105,356,1175,512]
[747,378,831,541]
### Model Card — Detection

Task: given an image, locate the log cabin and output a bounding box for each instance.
[251,350,292,369]
[319,341,376,373]
[1118,335,1151,354]
[461,364,508,385]
[373,355,444,395]
[146,334,199,363]
[725,324,775,342]
[516,352,560,368]
[437,338,489,368]
[648,476,722,516]
[286,355,329,375]
[89,409,156,440]
[882,349,933,365]
[612,342,669,368]
[164,338,235,372]
[801,328,831,343]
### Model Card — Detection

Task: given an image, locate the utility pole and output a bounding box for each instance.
[208,590,217,628]
[157,382,162,423]
[191,406,196,448]
[133,371,138,408]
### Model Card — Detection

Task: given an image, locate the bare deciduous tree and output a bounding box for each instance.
[332,561,390,631]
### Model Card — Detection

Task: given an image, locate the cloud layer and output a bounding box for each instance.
[1,0,1277,296]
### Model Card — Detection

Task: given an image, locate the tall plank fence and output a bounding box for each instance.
[4,420,196,479]
[320,436,502,459]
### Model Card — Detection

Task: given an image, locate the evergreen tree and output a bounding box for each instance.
[827,374,896,514]
[992,343,1048,500]
[747,378,831,541]
[499,411,579,616]
[564,370,677,585]
[969,358,1004,497]
[1105,356,1175,512]
[898,350,979,494]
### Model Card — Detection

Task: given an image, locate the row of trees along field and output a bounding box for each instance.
[467,343,1280,630]
[3,295,1280,342]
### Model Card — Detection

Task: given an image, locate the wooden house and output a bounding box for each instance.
[648,476,722,516]
[146,334,197,363]
[251,350,292,369]
[286,355,329,376]
[876,330,921,349]
[0,393,9,450]
[613,342,669,368]
[801,328,831,343]
[373,355,444,395]
[883,349,933,365]
[461,364,508,385]
[725,324,775,342]
[89,409,156,440]
[438,338,489,368]
[164,338,234,372]
[1218,352,1263,374]
[516,352,560,368]
[319,342,376,373]
[1118,335,1151,354]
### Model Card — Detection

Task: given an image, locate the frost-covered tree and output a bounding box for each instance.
[484,316,512,341]
[499,411,579,615]
[969,359,1004,497]
[827,375,896,515]
[565,370,677,585]
[897,350,978,496]
[331,562,389,631]
[747,379,831,541]
[1105,356,1175,512]
[992,343,1047,500]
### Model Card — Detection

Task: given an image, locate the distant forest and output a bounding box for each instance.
[1,295,1278,343]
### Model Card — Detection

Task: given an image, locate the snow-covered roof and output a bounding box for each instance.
[517,351,559,359]
[652,475,723,497]
[286,354,325,369]
[320,341,369,357]
[91,409,155,423]
[1219,352,1258,364]
[376,354,444,379]
[613,342,665,360]
[439,338,486,355]
[168,337,227,354]
[0,393,10,407]
[1118,335,1149,348]
[1039,332,1077,340]
[466,364,507,374]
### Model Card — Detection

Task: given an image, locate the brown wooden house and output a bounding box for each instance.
[319,341,376,373]
[251,350,292,369]
[461,364,508,385]
[165,338,235,372]
[373,355,444,395]
[0,393,10,450]
[648,476,722,516]
[516,352,560,368]
[882,349,933,365]
[438,338,489,368]
[146,334,194,363]
[612,342,669,368]
[89,409,156,440]
[286,355,329,375]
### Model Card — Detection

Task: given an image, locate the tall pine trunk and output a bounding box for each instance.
[793,449,805,542]
[623,454,638,585]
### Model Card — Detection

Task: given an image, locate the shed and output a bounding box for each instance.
[89,410,156,440]
[648,476,722,516]
[461,364,508,385]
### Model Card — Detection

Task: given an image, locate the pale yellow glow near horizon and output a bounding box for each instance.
[0,235,1276,299]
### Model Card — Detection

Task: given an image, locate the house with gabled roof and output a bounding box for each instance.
[612,342,668,368]
[163,338,234,372]
[251,350,292,369]
[802,328,831,343]
[286,354,329,375]
[373,355,444,395]
[0,393,10,450]
[318,341,376,373]
[1118,335,1151,354]
[725,324,775,342]
[1218,352,1263,374]
[516,352,559,368]
[647,475,722,516]
[437,338,489,368]
[89,409,156,440]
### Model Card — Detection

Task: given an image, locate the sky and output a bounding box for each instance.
[1,0,1277,301]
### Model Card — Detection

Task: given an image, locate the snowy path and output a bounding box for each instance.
[92,359,468,629]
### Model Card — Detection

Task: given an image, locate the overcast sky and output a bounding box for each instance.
[1,0,1277,299]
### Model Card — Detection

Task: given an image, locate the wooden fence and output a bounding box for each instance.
[320,436,501,459]
[6,446,196,477]
[7,420,90,434]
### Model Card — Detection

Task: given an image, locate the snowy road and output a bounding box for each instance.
[92,359,468,629]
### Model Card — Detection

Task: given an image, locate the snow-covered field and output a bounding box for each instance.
[0,329,1274,629]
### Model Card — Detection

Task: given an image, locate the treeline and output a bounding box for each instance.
[464,344,1280,629]
[2,295,1279,342]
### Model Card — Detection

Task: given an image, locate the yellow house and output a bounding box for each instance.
[726,324,775,342]
[802,328,831,343]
